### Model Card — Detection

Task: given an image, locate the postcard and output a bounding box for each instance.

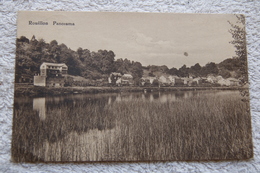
[12,11,253,162]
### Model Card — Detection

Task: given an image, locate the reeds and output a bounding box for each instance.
[12,91,253,162]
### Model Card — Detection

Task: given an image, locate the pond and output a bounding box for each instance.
[12,90,253,162]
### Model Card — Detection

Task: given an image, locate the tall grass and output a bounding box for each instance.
[12,91,253,162]
[110,94,252,161]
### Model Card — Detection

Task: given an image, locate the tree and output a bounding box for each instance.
[100,50,115,74]
[190,63,201,77]
[228,14,248,82]
[17,36,29,44]
[219,69,231,78]
[168,67,178,75]
[130,61,143,78]
[200,62,218,76]
[114,58,131,74]
[178,65,189,77]
[77,47,83,61]
[152,79,159,87]
[48,40,60,61]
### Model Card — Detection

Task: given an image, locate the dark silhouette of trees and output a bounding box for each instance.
[200,62,218,76]
[178,65,189,77]
[130,61,143,78]
[190,63,201,77]
[17,36,29,44]
[168,67,178,76]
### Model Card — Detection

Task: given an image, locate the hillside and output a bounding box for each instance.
[15,36,248,84]
[142,58,247,82]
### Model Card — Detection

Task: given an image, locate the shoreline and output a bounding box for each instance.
[14,84,248,97]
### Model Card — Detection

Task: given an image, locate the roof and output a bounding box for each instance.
[193,77,201,80]
[110,72,122,76]
[122,74,133,78]
[227,78,240,82]
[41,62,67,67]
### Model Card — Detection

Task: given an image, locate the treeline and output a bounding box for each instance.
[16,36,143,82]
[16,35,247,83]
[145,58,246,81]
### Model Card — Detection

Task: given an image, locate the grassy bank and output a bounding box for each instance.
[14,83,246,97]
[12,91,252,162]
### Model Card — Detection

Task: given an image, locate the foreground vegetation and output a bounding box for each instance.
[12,90,252,162]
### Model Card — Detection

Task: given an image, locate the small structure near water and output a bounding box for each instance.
[34,62,68,87]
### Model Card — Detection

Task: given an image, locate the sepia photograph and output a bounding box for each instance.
[12,11,253,162]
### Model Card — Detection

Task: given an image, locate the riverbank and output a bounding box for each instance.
[14,83,248,97]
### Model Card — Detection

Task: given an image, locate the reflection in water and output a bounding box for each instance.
[12,90,252,162]
[33,97,46,121]
[32,91,197,120]
[32,91,205,121]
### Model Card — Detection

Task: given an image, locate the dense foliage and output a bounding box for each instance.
[16,36,144,82]
[228,14,248,82]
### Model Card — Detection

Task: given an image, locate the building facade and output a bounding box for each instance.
[34,62,68,87]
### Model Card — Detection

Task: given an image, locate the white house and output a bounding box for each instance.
[207,75,218,84]
[34,62,68,87]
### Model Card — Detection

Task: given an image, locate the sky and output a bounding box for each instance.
[17,12,239,69]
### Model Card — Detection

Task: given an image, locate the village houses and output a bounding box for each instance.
[109,71,242,87]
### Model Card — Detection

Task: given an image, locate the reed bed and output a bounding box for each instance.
[12,91,253,162]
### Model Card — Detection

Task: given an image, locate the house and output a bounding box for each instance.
[201,77,207,83]
[216,75,224,81]
[181,77,187,85]
[148,77,157,84]
[227,78,240,86]
[39,62,68,77]
[174,78,184,86]
[34,62,68,87]
[108,73,134,86]
[158,75,172,86]
[217,78,229,86]
[193,77,202,85]
[168,75,179,85]
[181,77,193,86]
[140,76,158,86]
[207,75,218,84]
[159,75,167,83]
[216,77,240,86]
[140,77,150,86]
[108,72,122,86]
[140,76,157,86]
[121,74,134,86]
